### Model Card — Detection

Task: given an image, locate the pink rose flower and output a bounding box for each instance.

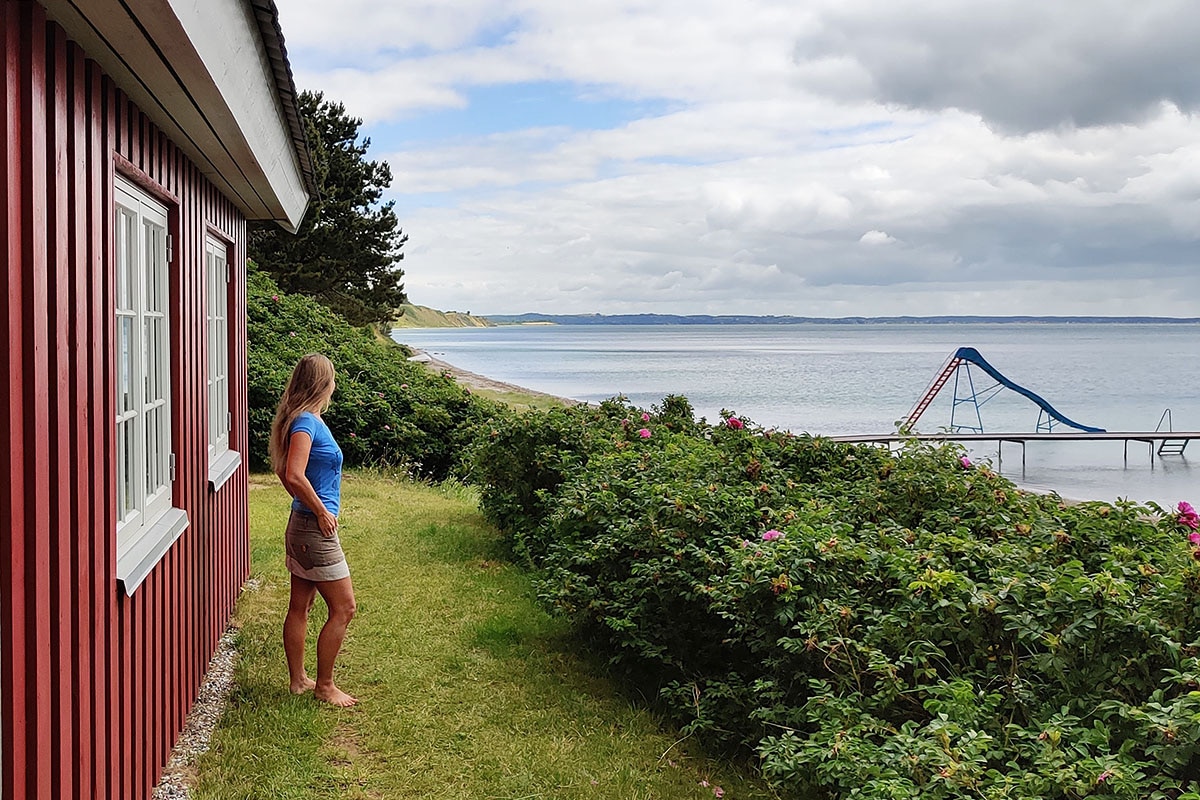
[1180,501,1196,516]
[960,456,972,469]
[713,788,725,798]
[400,383,408,389]
[384,424,391,431]
[638,428,651,438]
[349,432,356,438]
[726,417,744,430]
[1188,532,1199,545]
[641,412,651,422]
[271,294,279,302]
[762,529,783,541]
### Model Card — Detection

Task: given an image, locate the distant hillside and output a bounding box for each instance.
[392,304,494,328]
[487,313,1200,325]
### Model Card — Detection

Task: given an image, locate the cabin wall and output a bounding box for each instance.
[1,3,251,797]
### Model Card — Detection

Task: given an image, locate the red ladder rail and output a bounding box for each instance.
[905,354,962,428]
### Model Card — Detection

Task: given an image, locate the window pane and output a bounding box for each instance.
[143,318,152,402]
[119,316,133,413]
[144,410,153,495]
[145,316,160,402]
[208,316,217,385]
[145,405,164,496]
[143,223,152,309]
[116,210,129,309]
[144,223,158,312]
[118,419,135,520]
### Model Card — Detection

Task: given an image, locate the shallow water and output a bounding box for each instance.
[394,323,1200,507]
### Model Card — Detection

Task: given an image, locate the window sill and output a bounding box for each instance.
[117,507,189,595]
[208,449,243,493]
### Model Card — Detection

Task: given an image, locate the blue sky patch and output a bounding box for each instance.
[375,81,673,147]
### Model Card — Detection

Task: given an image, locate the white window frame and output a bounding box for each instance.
[205,234,241,491]
[114,175,187,593]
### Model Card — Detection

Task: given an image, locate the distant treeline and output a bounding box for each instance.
[486,313,1200,325]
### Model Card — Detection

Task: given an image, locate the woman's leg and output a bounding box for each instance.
[284,573,318,693]
[314,575,358,706]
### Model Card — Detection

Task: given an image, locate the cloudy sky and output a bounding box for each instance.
[273,0,1200,317]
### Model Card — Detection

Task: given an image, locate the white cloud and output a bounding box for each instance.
[791,0,1200,133]
[274,0,1200,316]
[860,231,896,246]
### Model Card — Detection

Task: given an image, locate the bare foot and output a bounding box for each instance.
[290,676,317,694]
[314,682,358,707]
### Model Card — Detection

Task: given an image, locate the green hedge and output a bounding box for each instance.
[247,269,498,480]
[469,398,1200,799]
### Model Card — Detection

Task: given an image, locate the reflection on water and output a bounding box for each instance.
[963,440,1193,507]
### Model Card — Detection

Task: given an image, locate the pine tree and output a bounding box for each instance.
[250,91,407,326]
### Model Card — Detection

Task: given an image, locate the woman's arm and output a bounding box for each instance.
[282,431,339,537]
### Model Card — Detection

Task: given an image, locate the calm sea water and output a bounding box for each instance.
[392,323,1200,507]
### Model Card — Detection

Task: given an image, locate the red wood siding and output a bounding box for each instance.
[2,4,252,797]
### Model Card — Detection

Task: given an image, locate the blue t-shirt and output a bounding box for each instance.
[289,411,343,516]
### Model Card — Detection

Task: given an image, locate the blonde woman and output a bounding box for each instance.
[269,354,358,707]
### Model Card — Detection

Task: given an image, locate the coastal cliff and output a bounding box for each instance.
[392,303,493,328]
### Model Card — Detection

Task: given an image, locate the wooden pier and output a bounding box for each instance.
[827,431,1200,472]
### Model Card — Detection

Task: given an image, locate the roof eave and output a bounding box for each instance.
[40,0,315,231]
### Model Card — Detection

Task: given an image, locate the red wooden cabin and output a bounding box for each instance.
[2,0,313,796]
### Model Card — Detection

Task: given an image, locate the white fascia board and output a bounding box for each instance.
[40,0,310,231]
[166,0,309,230]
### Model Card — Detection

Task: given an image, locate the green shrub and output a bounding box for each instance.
[718,453,1200,798]
[248,269,501,480]
[472,404,1200,799]
[466,396,644,559]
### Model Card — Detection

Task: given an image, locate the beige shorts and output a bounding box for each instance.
[285,509,351,582]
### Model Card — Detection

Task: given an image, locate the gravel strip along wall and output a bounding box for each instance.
[152,578,261,798]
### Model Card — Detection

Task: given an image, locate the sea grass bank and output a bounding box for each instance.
[2,0,313,796]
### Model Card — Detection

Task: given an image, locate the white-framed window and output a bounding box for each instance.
[114,175,187,593]
[206,234,242,492]
[206,235,230,456]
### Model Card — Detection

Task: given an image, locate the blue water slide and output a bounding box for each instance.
[954,347,1105,433]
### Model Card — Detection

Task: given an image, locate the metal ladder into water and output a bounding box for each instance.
[1156,409,1189,456]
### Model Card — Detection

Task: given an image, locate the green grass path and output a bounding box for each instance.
[195,472,778,799]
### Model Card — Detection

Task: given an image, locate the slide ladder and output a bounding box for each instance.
[904,352,962,429]
[904,347,1104,434]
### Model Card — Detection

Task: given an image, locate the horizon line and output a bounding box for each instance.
[479,312,1200,322]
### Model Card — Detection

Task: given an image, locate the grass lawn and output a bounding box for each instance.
[467,387,573,413]
[195,472,780,799]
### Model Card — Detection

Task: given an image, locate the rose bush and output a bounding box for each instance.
[471,403,1200,799]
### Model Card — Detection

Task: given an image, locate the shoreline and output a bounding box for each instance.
[410,350,581,405]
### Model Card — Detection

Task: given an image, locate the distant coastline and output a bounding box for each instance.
[485,313,1200,326]
[392,306,1200,329]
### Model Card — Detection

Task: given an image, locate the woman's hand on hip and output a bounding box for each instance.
[318,510,339,538]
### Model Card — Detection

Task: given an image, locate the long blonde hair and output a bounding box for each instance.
[270,353,336,478]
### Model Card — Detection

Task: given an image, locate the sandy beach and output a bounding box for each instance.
[411,350,578,404]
